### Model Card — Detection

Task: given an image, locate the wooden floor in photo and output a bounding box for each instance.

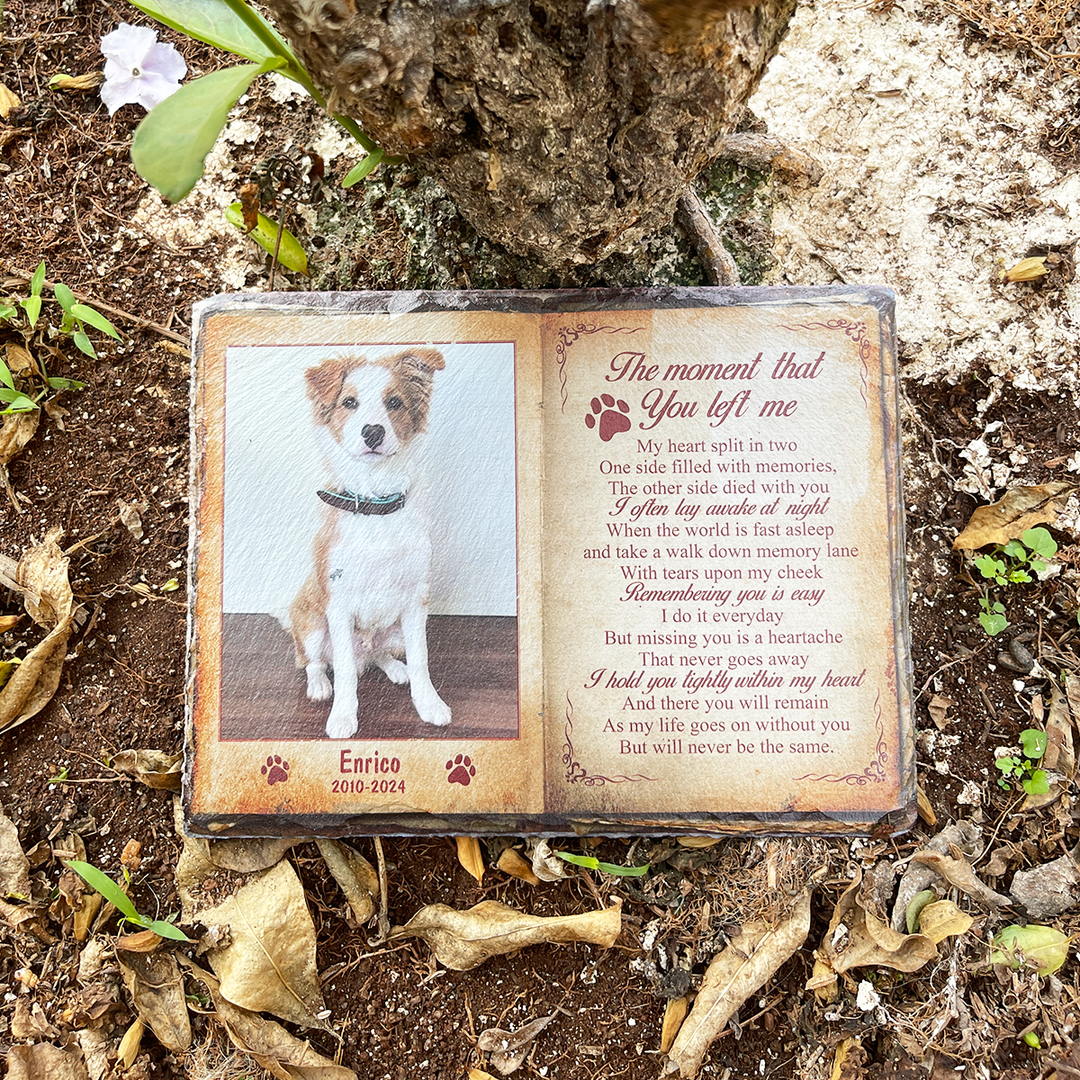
[219,613,519,741]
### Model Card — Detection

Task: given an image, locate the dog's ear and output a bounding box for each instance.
[400,348,445,375]
[305,359,348,422]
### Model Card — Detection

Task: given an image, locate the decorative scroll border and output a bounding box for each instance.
[793,689,889,786]
[563,694,657,786]
[555,324,643,412]
[778,319,874,408]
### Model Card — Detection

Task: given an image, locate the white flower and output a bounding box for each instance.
[100,23,186,116]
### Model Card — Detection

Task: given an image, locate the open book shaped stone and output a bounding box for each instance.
[186,286,913,838]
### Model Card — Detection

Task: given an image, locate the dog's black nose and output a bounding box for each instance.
[361,424,385,450]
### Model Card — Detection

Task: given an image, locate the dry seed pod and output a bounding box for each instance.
[1000,256,1049,282]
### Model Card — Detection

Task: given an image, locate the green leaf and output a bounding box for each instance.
[905,888,937,935]
[0,395,37,413]
[979,610,1009,636]
[47,376,86,391]
[29,261,46,297]
[1002,540,1027,560]
[555,851,650,877]
[70,304,121,340]
[148,918,191,942]
[990,924,1071,975]
[1023,770,1050,796]
[342,147,384,188]
[71,331,96,358]
[0,302,17,321]
[1022,527,1057,560]
[224,202,309,274]
[1020,729,1048,760]
[0,357,13,390]
[129,0,290,63]
[21,295,41,328]
[131,61,281,204]
[66,860,141,922]
[53,282,76,314]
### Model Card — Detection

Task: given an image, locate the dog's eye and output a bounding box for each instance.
[340,396,359,410]
[385,395,404,411]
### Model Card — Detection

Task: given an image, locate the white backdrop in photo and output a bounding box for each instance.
[220,341,518,616]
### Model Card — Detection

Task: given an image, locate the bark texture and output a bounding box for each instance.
[261,0,798,265]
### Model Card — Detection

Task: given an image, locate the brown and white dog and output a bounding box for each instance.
[289,348,451,738]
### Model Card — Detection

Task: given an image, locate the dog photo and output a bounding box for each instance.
[216,340,519,742]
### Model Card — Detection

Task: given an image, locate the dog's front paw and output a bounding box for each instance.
[306,666,333,701]
[378,657,410,685]
[326,710,359,739]
[414,687,451,728]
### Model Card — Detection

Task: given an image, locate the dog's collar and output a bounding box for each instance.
[317,489,406,515]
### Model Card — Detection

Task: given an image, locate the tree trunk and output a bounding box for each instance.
[261,0,798,266]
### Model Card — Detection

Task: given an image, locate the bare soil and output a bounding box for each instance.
[2,2,1080,1079]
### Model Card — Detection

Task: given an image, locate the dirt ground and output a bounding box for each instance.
[2,1,1080,1079]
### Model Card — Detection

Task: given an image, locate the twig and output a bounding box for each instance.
[676,190,739,286]
[371,836,390,945]
[0,261,188,346]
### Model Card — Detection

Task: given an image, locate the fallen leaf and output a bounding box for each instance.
[181,959,356,1080]
[910,851,1011,909]
[469,1071,500,1080]
[916,900,973,944]
[118,499,146,540]
[990,924,1071,975]
[390,899,621,971]
[816,872,936,988]
[116,927,163,952]
[118,948,192,1051]
[927,694,954,730]
[830,1037,865,1080]
[528,839,569,882]
[0,807,31,898]
[477,1013,558,1075]
[11,998,60,1039]
[0,410,40,468]
[1001,256,1049,282]
[111,748,182,790]
[42,400,68,429]
[0,529,79,734]
[952,483,1074,549]
[456,836,485,884]
[316,838,377,923]
[49,72,105,91]
[0,81,21,119]
[664,891,810,1078]
[192,858,326,1027]
[660,996,689,1053]
[6,1043,89,1080]
[117,1017,144,1069]
[0,614,20,633]
[676,836,720,849]
[496,847,540,885]
[208,836,295,873]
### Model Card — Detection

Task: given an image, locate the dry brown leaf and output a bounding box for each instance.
[11,998,60,1039]
[469,1071,500,1080]
[952,482,1074,549]
[0,410,39,469]
[0,614,20,633]
[50,72,105,92]
[916,784,937,828]
[181,960,356,1080]
[117,1017,144,1069]
[116,928,162,952]
[208,837,296,872]
[316,838,377,924]
[676,836,721,849]
[916,900,974,944]
[390,899,621,971]
[5,343,36,376]
[456,836,485,884]
[6,1043,89,1080]
[663,891,810,1078]
[0,81,21,119]
[0,529,79,734]
[118,949,192,1051]
[0,807,31,899]
[911,851,1011,908]
[496,847,540,885]
[660,996,689,1053]
[928,694,954,730]
[830,1037,865,1080]
[477,1013,558,1075]
[194,858,325,1028]
[111,748,182,790]
[529,839,569,882]
[818,872,937,982]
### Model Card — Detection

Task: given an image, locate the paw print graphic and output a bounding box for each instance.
[585,394,631,442]
[445,754,476,787]
[261,755,290,786]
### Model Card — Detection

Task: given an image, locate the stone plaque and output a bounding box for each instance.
[186,286,913,838]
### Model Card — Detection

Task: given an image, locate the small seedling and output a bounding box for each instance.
[972,528,1058,638]
[66,859,190,941]
[555,852,650,877]
[995,728,1049,795]
[978,597,1009,637]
